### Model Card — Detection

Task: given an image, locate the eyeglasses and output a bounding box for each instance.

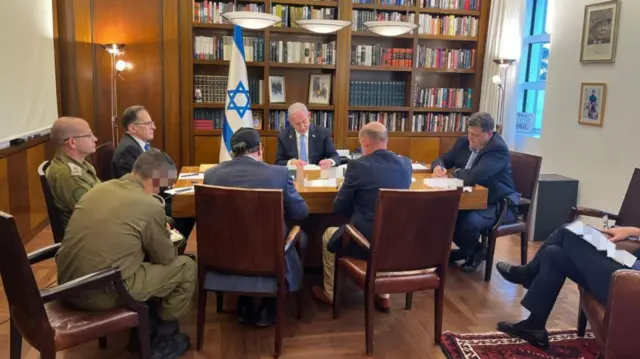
[63,132,94,141]
[134,120,155,126]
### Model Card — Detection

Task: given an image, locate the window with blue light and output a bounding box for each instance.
[517,0,551,137]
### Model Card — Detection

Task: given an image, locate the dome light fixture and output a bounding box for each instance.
[220,11,281,29]
[363,20,417,36]
[294,19,351,34]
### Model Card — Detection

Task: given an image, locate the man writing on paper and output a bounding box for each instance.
[204,128,309,327]
[112,105,195,245]
[275,102,340,170]
[431,112,519,272]
[46,117,99,228]
[56,149,196,358]
[311,122,412,311]
[494,224,640,349]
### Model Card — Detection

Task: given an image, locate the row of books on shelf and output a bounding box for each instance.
[352,11,415,32]
[194,110,263,130]
[272,5,336,28]
[269,111,334,130]
[194,36,265,62]
[349,81,406,107]
[348,111,407,132]
[418,14,478,36]
[193,1,264,24]
[269,40,336,65]
[351,0,479,10]
[412,112,469,132]
[194,76,263,105]
[420,0,480,10]
[415,46,475,69]
[413,87,472,109]
[351,45,413,67]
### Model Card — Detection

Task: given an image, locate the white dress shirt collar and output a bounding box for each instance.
[129,133,148,151]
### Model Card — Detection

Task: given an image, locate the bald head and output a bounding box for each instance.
[50,117,97,158]
[359,122,388,155]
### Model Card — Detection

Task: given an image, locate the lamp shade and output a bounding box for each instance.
[221,11,281,29]
[363,21,417,36]
[294,19,351,34]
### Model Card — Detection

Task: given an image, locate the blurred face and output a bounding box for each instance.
[289,110,310,134]
[467,126,492,150]
[129,110,155,142]
[359,135,374,156]
[65,120,97,155]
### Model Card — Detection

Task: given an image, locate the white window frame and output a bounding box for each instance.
[517,0,551,137]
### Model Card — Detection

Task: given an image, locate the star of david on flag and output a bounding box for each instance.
[220,25,254,162]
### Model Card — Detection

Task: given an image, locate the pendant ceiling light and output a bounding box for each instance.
[295,19,351,34]
[221,0,281,30]
[363,8,417,36]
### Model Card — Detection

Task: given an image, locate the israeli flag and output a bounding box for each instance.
[220,25,253,162]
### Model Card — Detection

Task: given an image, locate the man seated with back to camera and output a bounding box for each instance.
[495,225,640,349]
[55,149,196,358]
[431,112,519,272]
[203,127,309,327]
[311,122,412,311]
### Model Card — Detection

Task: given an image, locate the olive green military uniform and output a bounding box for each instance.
[45,151,100,227]
[55,174,197,321]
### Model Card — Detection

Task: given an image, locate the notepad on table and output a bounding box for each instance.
[178,172,204,180]
[165,186,194,195]
[304,178,337,188]
[424,178,464,188]
[412,163,428,170]
[321,164,347,179]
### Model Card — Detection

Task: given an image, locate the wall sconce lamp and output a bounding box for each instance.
[101,43,132,146]
[492,58,516,133]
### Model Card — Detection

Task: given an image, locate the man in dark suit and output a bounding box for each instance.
[495,225,640,349]
[203,127,309,327]
[275,102,340,169]
[112,105,195,242]
[431,112,519,272]
[311,122,412,311]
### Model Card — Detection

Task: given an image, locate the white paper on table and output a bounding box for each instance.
[178,172,204,180]
[337,149,350,156]
[304,178,337,187]
[463,186,473,192]
[424,177,463,188]
[287,164,321,171]
[411,177,416,183]
[321,165,346,179]
[412,163,428,170]
[165,186,194,195]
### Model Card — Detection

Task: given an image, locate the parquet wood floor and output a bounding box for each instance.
[0,228,580,358]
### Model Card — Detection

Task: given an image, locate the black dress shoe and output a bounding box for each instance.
[497,321,549,350]
[254,306,275,327]
[460,248,485,273]
[449,249,467,264]
[496,262,534,288]
[237,302,253,325]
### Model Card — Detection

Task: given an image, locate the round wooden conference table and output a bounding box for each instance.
[172,164,488,267]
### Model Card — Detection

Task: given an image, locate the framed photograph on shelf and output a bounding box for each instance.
[308,74,331,105]
[580,0,620,63]
[578,82,607,126]
[269,76,286,103]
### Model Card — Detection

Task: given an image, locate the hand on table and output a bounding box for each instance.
[602,226,640,242]
[432,165,447,178]
[291,159,308,169]
[319,159,333,170]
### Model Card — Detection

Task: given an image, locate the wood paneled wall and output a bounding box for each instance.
[56,0,183,167]
[0,140,55,242]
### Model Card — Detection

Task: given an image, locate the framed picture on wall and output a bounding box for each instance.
[580,0,620,63]
[269,76,286,103]
[578,82,607,126]
[308,74,331,105]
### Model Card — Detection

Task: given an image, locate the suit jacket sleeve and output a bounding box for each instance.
[283,173,309,221]
[431,137,465,170]
[114,145,140,178]
[333,160,358,216]
[453,147,508,186]
[323,132,340,165]
[275,132,290,166]
[141,204,178,265]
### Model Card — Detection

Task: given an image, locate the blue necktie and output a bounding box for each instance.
[465,150,478,169]
[144,143,150,152]
[299,135,308,163]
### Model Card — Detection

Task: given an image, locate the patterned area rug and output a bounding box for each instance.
[439,329,599,359]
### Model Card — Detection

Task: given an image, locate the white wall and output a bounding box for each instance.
[517,0,638,214]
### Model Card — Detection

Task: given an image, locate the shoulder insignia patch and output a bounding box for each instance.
[67,162,83,177]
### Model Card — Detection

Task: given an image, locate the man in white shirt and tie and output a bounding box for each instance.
[274,102,340,170]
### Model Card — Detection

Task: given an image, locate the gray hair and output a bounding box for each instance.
[230,142,259,158]
[467,112,495,133]
[132,148,176,180]
[122,105,147,129]
[287,102,308,119]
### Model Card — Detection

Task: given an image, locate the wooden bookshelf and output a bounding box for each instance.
[180,0,491,165]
